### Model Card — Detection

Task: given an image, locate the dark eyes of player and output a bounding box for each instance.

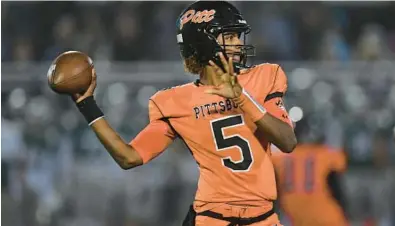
[223,33,238,41]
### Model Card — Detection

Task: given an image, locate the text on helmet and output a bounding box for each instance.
[180,9,216,29]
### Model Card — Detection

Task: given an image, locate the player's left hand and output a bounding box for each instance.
[204,52,242,99]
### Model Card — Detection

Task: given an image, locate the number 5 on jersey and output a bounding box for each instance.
[210,115,254,172]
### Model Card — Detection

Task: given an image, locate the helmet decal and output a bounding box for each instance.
[180,9,216,29]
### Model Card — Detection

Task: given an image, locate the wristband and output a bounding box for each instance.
[76,96,104,125]
[233,89,266,122]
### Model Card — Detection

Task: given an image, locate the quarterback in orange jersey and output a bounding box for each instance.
[70,1,296,226]
[272,116,348,226]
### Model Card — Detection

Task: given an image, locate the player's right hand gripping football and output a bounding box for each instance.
[71,68,97,103]
[204,52,242,99]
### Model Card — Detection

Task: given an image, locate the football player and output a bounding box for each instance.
[72,1,296,225]
[272,115,348,226]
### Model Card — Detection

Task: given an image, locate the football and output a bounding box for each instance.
[47,51,94,94]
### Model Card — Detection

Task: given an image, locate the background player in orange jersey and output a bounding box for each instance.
[272,114,349,226]
[71,1,296,225]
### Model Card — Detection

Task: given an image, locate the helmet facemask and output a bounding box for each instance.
[213,24,255,73]
[204,24,255,73]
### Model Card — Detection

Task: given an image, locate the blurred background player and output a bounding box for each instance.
[272,114,348,226]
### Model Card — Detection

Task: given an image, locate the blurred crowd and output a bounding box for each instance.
[2,1,395,63]
[2,1,395,226]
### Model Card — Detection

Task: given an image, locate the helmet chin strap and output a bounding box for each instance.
[232,62,245,75]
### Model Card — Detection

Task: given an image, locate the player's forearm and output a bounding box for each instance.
[255,114,297,153]
[234,89,297,153]
[76,96,143,169]
[90,118,143,169]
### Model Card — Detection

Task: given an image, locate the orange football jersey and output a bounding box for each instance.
[131,64,292,212]
[272,144,348,226]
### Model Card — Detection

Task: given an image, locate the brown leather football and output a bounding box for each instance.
[47,51,94,94]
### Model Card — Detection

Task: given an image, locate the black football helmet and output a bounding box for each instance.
[176,1,255,73]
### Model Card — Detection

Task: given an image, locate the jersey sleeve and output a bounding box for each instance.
[148,99,165,122]
[263,65,293,127]
[129,99,176,164]
[329,148,347,172]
